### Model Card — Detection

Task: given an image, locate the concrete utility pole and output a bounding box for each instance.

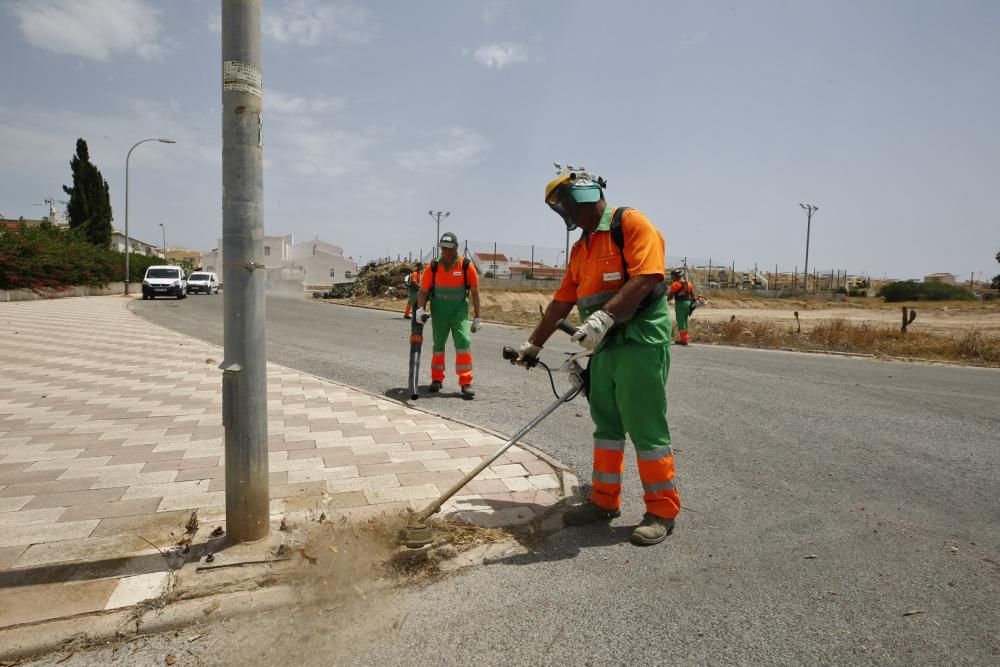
[799,203,818,294]
[124,138,175,293]
[221,0,269,543]
[158,223,166,257]
[428,210,450,257]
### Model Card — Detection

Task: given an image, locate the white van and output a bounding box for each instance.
[187,271,219,295]
[141,265,187,300]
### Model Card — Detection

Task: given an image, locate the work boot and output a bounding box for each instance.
[630,513,675,546]
[563,501,620,526]
[428,381,442,393]
[461,384,475,399]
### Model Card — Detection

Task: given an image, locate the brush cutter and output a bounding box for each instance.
[401,320,587,548]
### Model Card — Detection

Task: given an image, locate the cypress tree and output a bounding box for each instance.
[62,138,113,247]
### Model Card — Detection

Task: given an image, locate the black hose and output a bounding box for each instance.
[536,359,582,402]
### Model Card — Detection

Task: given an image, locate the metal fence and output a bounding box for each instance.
[382,243,867,295]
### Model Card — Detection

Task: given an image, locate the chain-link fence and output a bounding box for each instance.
[386,242,869,296]
[672,256,865,295]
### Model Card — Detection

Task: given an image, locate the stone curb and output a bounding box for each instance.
[0,585,296,662]
[307,296,525,330]
[318,298,999,370]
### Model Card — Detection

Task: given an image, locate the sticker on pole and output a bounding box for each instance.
[223,60,262,97]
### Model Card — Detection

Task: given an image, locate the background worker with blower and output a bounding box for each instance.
[667,268,699,345]
[403,262,423,319]
[514,164,681,546]
[415,232,483,399]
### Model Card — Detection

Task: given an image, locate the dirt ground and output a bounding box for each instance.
[331,290,1000,337]
[697,297,1000,337]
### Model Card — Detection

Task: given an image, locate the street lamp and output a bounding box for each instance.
[428,210,450,257]
[799,203,818,293]
[125,138,175,294]
[158,223,166,258]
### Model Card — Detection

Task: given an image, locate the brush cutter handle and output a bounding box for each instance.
[502,346,538,368]
[556,319,579,337]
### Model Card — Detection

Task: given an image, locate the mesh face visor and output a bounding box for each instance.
[547,184,579,231]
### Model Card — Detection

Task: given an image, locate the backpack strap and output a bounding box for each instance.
[610,207,631,280]
[609,206,666,320]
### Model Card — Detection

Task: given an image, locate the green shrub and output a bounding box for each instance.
[0,222,117,289]
[879,280,973,302]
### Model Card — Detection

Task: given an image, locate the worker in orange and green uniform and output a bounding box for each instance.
[415,233,482,399]
[514,165,681,546]
[403,262,423,319]
[667,268,697,345]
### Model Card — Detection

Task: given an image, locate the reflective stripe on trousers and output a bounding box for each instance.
[430,350,474,385]
[591,439,625,511]
[636,445,679,518]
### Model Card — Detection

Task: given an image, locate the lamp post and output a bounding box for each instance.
[158,223,166,258]
[428,210,450,256]
[125,138,175,293]
[799,203,818,293]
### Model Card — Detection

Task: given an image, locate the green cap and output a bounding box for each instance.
[439,232,458,248]
[568,181,603,204]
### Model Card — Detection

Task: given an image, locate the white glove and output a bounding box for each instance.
[515,341,542,366]
[571,310,615,351]
[471,316,482,333]
[415,307,429,323]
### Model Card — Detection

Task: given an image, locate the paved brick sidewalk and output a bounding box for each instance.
[0,296,566,629]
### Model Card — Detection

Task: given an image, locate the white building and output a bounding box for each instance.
[202,234,356,288]
[473,252,510,278]
[110,230,164,258]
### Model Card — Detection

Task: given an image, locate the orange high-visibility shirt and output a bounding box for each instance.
[553,207,669,346]
[419,258,479,316]
[554,207,665,314]
[668,280,695,300]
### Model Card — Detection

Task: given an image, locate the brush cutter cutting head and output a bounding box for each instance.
[401,521,435,549]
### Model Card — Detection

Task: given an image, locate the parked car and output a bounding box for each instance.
[187,271,220,294]
[141,265,187,300]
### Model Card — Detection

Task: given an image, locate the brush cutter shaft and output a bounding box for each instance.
[411,383,578,523]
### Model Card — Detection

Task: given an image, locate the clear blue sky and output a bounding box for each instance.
[1,0,998,280]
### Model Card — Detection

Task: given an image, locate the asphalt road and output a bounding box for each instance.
[128,294,1000,665]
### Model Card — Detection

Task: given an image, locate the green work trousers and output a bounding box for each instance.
[588,339,680,519]
[430,308,473,385]
[589,340,672,452]
[674,299,691,333]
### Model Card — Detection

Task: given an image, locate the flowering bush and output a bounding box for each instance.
[0,222,118,289]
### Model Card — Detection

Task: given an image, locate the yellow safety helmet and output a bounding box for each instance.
[544,174,572,206]
[545,163,607,231]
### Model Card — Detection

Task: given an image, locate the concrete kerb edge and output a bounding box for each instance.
[0,585,297,662]
[311,297,1000,370]
[308,296,525,330]
[688,340,1000,370]
[122,297,581,503]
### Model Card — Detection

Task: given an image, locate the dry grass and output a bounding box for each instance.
[315,293,999,366]
[694,317,1000,366]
